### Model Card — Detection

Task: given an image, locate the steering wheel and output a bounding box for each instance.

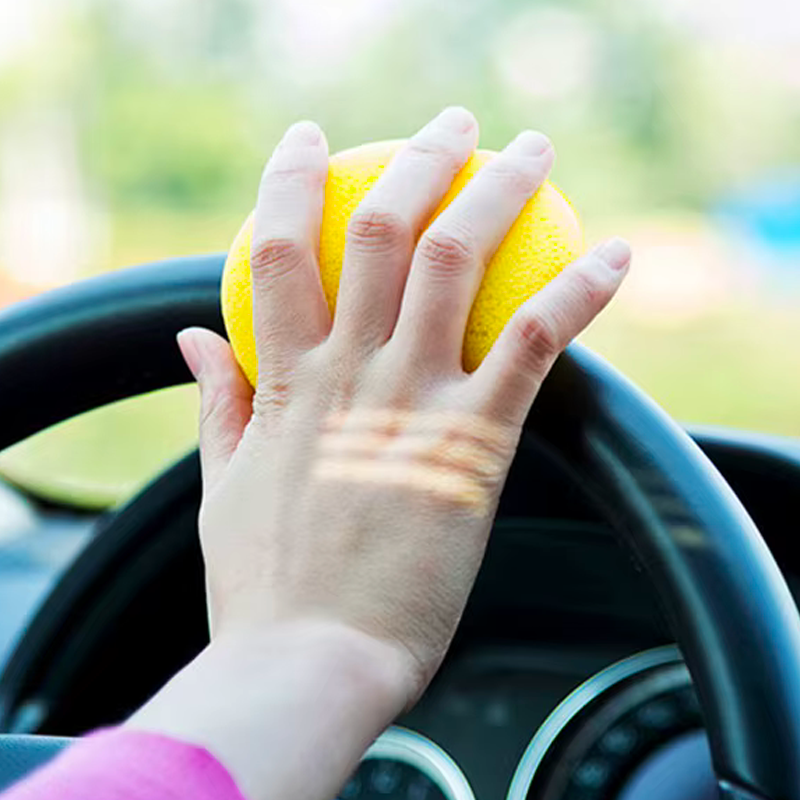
[0,256,799,800]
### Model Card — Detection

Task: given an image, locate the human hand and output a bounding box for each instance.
[130,107,630,800]
[181,106,629,687]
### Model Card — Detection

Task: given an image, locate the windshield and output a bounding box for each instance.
[1,0,799,508]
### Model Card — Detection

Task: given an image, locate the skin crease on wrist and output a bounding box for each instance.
[125,106,631,800]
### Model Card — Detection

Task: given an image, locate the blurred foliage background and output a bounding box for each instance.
[1,0,799,507]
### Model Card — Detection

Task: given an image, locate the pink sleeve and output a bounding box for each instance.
[2,728,248,800]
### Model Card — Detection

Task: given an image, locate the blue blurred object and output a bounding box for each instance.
[617,731,716,800]
[716,171,800,251]
[714,171,800,293]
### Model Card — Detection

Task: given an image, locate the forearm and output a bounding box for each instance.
[125,621,416,800]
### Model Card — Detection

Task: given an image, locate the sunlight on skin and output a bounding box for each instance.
[314,410,517,514]
[321,409,517,447]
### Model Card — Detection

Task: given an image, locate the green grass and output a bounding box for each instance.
[94,207,251,273]
[0,386,200,509]
[0,207,237,509]
[582,303,800,437]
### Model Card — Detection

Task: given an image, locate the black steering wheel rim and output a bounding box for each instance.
[0,256,799,800]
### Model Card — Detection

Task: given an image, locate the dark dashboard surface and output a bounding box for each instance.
[1,425,799,800]
[400,426,800,800]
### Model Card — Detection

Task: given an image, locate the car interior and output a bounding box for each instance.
[2,256,800,800]
[2,1,800,797]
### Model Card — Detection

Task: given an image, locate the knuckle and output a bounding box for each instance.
[406,135,462,169]
[487,158,541,197]
[571,266,609,308]
[346,208,412,253]
[200,391,239,433]
[418,229,475,275]
[251,236,306,281]
[253,379,292,419]
[514,313,561,373]
[261,153,326,189]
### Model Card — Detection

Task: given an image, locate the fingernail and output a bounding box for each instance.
[433,106,476,134]
[177,330,202,379]
[282,120,323,147]
[510,130,552,157]
[597,237,632,271]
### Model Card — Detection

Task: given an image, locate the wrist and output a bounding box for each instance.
[215,616,420,707]
[127,620,416,800]
[220,619,420,721]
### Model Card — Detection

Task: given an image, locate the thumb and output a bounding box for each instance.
[178,328,254,491]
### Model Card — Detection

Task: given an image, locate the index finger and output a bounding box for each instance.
[251,121,331,384]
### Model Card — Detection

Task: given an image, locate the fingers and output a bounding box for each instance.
[178,328,254,492]
[393,130,554,369]
[334,107,478,349]
[470,238,631,428]
[251,121,331,386]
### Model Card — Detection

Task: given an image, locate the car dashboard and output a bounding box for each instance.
[1,424,799,800]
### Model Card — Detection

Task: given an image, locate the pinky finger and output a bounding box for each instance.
[470,238,631,428]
